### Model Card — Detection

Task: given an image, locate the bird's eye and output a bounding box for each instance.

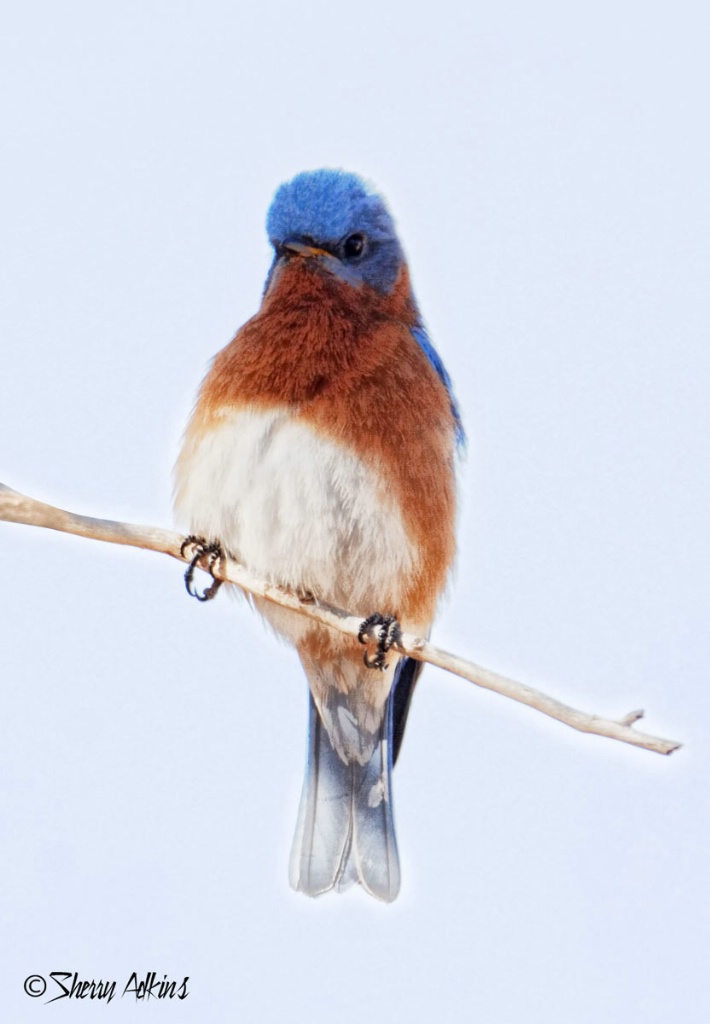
[342,233,366,260]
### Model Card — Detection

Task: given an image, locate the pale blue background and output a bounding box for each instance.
[1,1,707,1021]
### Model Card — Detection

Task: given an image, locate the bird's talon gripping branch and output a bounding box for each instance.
[181,535,224,602]
[358,613,402,671]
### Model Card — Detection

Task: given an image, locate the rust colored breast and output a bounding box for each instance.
[194,258,458,625]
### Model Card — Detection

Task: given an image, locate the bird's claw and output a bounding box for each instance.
[181,535,224,602]
[358,613,402,671]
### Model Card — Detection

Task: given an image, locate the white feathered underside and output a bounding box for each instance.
[174,407,418,637]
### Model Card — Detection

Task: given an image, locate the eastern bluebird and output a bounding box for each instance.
[174,169,463,902]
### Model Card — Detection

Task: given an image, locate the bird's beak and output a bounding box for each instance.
[281,240,332,259]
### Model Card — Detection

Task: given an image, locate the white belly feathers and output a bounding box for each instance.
[174,408,417,625]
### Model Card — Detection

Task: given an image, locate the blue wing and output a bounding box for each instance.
[410,325,465,448]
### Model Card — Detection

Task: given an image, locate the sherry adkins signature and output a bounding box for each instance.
[24,971,189,1003]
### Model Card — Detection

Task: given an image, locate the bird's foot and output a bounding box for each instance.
[180,535,224,602]
[358,613,402,671]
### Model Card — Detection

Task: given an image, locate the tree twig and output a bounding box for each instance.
[0,481,682,756]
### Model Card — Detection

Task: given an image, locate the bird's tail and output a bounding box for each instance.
[289,687,400,903]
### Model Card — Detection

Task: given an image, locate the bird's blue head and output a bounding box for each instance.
[266,169,404,294]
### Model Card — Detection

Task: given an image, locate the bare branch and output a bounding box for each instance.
[0,481,682,757]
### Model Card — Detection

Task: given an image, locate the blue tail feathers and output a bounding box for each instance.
[289,689,401,902]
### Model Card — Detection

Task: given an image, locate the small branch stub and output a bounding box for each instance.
[0,481,682,757]
[620,710,645,727]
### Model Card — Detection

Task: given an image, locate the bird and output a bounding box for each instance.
[173,169,463,902]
